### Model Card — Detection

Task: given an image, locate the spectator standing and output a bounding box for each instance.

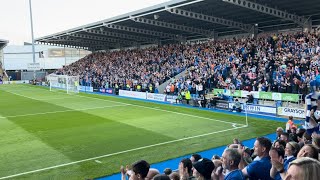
[242,137,273,180]
[286,116,294,133]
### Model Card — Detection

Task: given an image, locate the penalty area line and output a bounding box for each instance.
[0,125,247,179]
[0,105,128,119]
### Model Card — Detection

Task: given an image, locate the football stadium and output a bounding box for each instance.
[1,0,320,180]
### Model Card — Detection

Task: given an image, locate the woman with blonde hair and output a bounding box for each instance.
[284,157,320,180]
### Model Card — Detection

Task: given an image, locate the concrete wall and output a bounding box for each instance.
[3,45,91,70]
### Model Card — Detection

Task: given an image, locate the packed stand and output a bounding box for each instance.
[171,31,320,97]
[56,31,320,97]
[119,118,320,180]
[56,45,194,93]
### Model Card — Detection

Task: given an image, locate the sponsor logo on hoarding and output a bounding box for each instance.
[119,90,146,99]
[216,102,229,109]
[79,86,93,92]
[272,93,282,101]
[278,107,305,118]
[283,108,304,114]
[147,93,166,102]
[244,104,276,115]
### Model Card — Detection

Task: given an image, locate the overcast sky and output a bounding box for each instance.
[0,0,170,45]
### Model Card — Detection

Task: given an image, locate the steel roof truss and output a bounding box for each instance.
[222,0,310,27]
[167,8,252,32]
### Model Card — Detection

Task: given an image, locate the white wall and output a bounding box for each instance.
[3,45,90,70]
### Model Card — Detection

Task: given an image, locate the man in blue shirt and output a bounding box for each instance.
[242,137,273,180]
[222,148,245,180]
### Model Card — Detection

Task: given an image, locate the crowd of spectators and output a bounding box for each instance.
[119,120,320,180]
[53,30,320,179]
[57,30,320,97]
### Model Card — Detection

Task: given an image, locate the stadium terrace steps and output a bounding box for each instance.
[157,67,190,94]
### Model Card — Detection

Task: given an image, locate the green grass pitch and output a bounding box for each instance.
[0,84,284,179]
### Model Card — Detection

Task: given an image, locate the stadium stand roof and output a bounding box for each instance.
[0,39,9,50]
[35,0,320,51]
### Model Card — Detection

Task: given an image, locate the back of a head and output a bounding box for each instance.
[256,137,272,152]
[146,168,160,180]
[303,132,312,142]
[163,168,172,176]
[169,172,180,180]
[153,174,170,180]
[288,157,320,180]
[281,132,289,139]
[132,160,150,179]
[191,154,202,162]
[297,128,306,137]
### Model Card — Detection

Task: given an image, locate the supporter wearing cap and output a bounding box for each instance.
[192,158,215,180]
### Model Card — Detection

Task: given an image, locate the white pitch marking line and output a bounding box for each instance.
[76,94,240,126]
[0,125,246,180]
[35,96,77,101]
[2,90,78,101]
[0,105,128,119]
[4,87,242,126]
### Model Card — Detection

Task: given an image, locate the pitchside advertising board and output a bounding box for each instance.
[216,101,229,109]
[146,92,166,102]
[79,86,93,92]
[99,88,114,94]
[119,90,146,99]
[228,103,277,115]
[244,104,277,115]
[119,90,168,102]
[278,107,305,118]
[2,80,29,84]
[166,95,178,103]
